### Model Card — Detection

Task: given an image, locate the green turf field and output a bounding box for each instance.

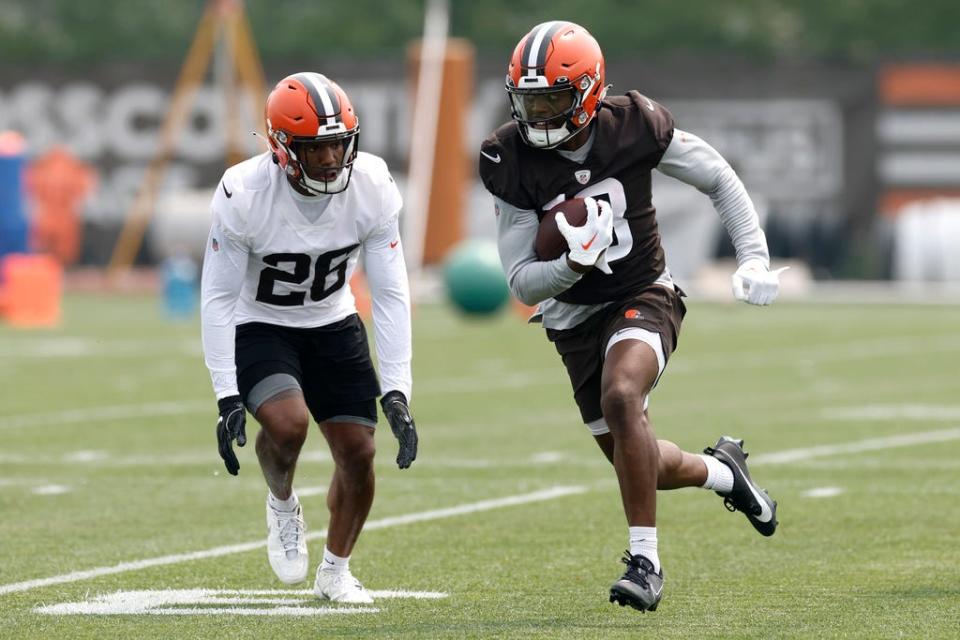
[1,293,958,639]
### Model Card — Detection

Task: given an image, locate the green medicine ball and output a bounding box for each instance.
[443,240,510,315]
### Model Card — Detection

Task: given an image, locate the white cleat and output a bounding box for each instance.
[265,495,308,584]
[313,567,374,604]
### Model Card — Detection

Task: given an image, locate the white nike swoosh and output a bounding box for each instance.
[728,458,774,522]
[643,97,655,112]
[481,150,501,163]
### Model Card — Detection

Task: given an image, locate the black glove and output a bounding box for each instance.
[380,390,418,470]
[216,395,247,475]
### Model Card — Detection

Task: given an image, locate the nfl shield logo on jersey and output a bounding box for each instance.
[575,169,591,185]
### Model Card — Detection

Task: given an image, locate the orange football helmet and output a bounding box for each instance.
[265,73,359,194]
[506,21,607,149]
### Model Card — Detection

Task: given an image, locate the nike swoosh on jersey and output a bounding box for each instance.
[389,240,399,249]
[481,150,502,163]
[729,458,774,522]
[581,233,599,251]
[222,183,233,198]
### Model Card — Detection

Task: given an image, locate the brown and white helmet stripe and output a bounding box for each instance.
[289,72,347,134]
[519,20,569,80]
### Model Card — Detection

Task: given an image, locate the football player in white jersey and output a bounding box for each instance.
[201,72,417,605]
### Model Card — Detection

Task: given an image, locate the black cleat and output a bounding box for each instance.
[704,436,778,536]
[609,551,664,612]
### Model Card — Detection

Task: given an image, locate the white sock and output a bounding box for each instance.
[321,547,350,574]
[699,454,734,493]
[628,526,660,573]
[268,490,299,511]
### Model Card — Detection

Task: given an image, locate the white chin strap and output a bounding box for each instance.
[524,122,578,149]
[303,169,349,194]
[295,136,356,195]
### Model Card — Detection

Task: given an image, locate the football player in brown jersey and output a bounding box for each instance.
[479,21,786,613]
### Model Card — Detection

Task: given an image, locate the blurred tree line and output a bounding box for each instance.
[1,0,959,66]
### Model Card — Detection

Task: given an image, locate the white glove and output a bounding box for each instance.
[731,260,789,306]
[556,196,614,275]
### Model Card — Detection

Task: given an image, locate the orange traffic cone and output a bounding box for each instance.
[0,253,63,327]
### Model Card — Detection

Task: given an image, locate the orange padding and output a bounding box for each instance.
[880,64,960,106]
[0,253,63,327]
[880,189,960,218]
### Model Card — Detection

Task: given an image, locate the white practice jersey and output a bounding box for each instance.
[201,151,412,401]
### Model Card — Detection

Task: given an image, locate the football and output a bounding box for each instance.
[534,198,589,261]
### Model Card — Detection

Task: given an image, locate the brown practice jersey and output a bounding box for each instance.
[479,91,675,305]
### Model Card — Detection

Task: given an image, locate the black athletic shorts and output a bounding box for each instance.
[235,314,380,425]
[545,284,686,424]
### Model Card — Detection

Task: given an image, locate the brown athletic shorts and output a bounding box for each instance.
[545,284,686,424]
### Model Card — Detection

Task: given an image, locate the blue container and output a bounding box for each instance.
[161,255,199,319]
[0,154,28,258]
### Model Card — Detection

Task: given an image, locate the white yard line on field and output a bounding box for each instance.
[3,331,954,434]
[669,333,960,375]
[3,427,959,597]
[0,485,586,597]
[3,330,958,430]
[750,428,960,465]
[822,404,960,421]
[801,487,844,498]
[0,337,199,360]
[32,484,72,496]
[35,588,446,616]
[0,400,577,433]
[0,400,211,430]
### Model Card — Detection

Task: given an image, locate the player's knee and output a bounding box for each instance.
[338,438,376,476]
[259,406,309,453]
[276,422,308,453]
[600,380,646,425]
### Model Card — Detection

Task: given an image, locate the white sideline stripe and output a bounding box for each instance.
[32,484,72,496]
[5,428,960,471]
[366,589,448,599]
[0,486,586,597]
[40,604,377,617]
[0,337,198,360]
[670,333,960,376]
[802,487,844,498]
[0,397,573,432]
[5,329,956,431]
[823,404,960,421]
[0,401,210,430]
[751,428,960,465]
[36,588,445,616]
[140,607,376,616]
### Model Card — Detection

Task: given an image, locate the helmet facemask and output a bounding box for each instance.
[507,73,598,149]
[507,81,590,149]
[269,126,359,196]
